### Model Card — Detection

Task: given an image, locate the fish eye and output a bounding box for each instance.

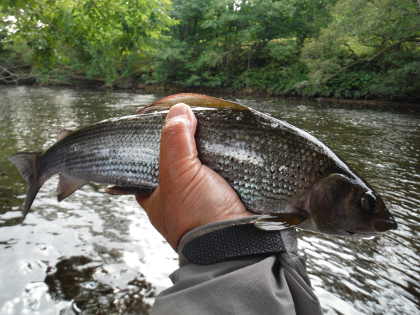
[361,191,376,214]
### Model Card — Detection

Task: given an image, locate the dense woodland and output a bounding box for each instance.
[0,0,419,100]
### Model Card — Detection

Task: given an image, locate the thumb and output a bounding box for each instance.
[137,103,199,207]
[159,103,199,182]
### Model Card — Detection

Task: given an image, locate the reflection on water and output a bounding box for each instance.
[45,256,154,314]
[0,86,418,314]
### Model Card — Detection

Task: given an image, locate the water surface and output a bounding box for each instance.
[0,86,418,314]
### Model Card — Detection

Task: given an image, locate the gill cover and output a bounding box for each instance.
[299,173,397,235]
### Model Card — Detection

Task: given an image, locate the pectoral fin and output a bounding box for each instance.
[57,174,88,201]
[253,212,308,231]
[136,93,249,114]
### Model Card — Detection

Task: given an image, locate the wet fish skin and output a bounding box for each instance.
[196,108,397,235]
[9,103,397,235]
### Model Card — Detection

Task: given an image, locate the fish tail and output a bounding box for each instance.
[8,152,43,219]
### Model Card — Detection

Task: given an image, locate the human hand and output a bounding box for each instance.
[136,103,251,249]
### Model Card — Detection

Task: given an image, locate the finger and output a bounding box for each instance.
[159,104,200,181]
[165,102,197,134]
[136,104,199,210]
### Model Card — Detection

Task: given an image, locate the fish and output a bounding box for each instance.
[9,93,397,236]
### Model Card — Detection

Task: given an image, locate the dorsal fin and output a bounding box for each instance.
[136,93,249,114]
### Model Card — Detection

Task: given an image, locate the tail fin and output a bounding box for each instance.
[8,152,43,219]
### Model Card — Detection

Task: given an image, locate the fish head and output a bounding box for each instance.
[300,173,397,236]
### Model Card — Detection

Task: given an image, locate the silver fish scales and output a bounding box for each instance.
[9,94,397,235]
[42,109,335,211]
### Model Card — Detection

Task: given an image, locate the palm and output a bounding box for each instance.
[137,104,249,248]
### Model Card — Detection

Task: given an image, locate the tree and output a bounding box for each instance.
[301,0,420,98]
[0,0,175,86]
[151,0,334,90]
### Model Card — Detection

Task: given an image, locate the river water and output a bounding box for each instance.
[0,86,418,315]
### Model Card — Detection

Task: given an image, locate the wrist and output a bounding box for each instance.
[169,211,252,249]
[177,216,298,265]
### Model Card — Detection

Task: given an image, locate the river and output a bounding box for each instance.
[0,86,418,314]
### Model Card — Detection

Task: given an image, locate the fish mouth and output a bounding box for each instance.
[345,217,398,236]
[373,218,398,232]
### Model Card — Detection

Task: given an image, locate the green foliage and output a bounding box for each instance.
[1,0,175,85]
[149,0,333,90]
[1,0,419,99]
[301,0,420,98]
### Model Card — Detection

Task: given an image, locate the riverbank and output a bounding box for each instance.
[2,80,418,110]
[138,84,420,108]
[2,0,418,111]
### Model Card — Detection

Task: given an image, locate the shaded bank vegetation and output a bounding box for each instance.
[0,0,419,100]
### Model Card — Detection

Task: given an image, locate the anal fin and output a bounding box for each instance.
[57,174,87,201]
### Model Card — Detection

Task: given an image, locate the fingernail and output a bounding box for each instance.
[166,103,190,122]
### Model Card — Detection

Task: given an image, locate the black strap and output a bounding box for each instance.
[181,224,294,265]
